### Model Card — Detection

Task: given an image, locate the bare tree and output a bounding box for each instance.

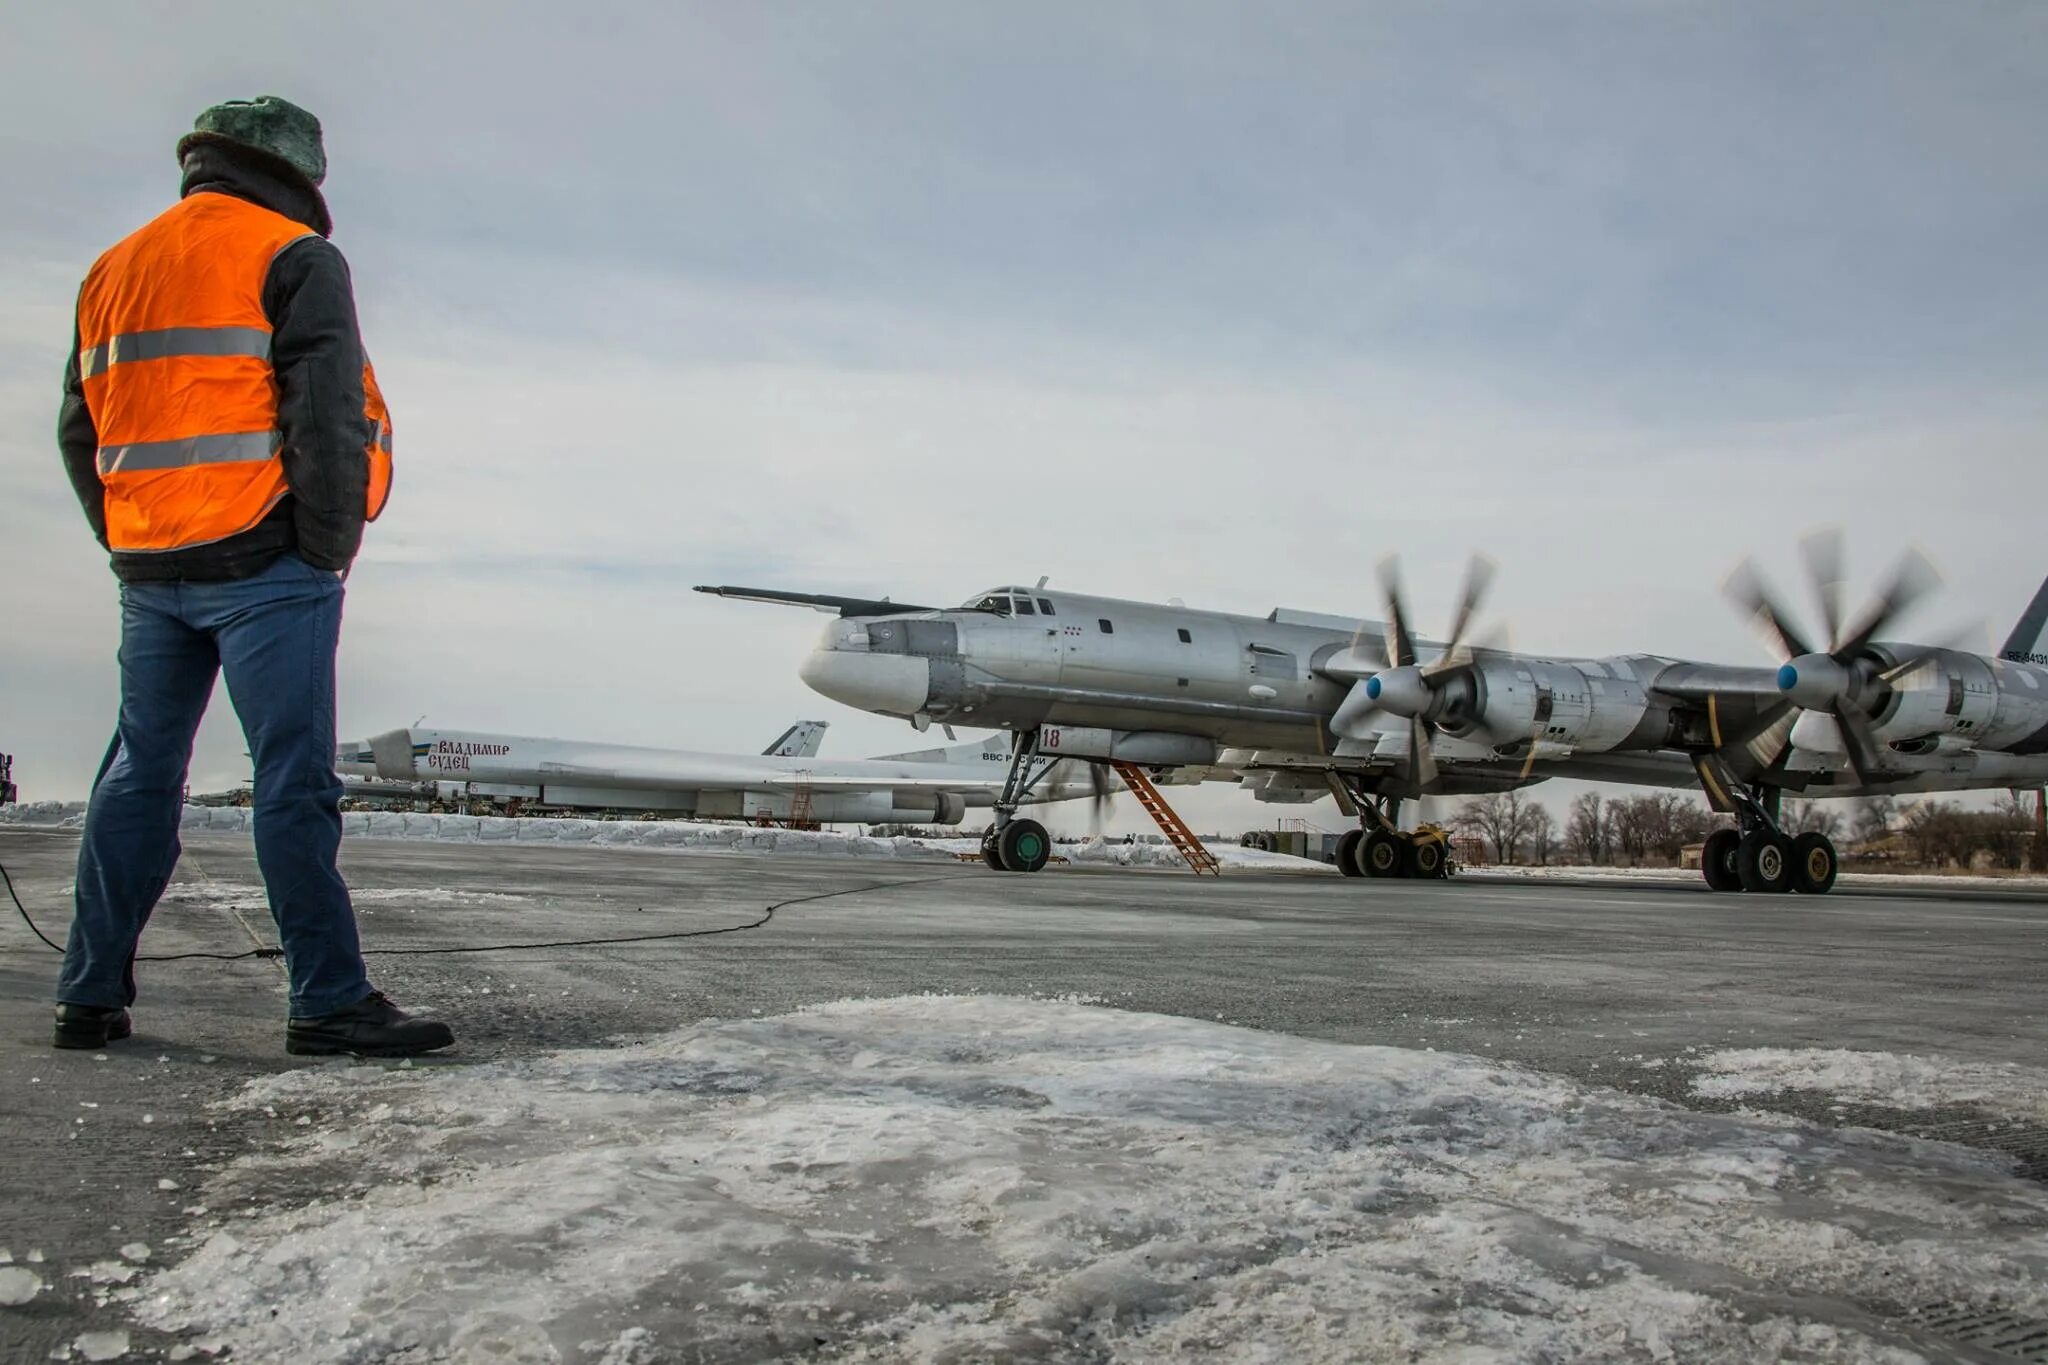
[1454,790,1538,865]
[1903,799,1963,867]
[1525,802,1557,866]
[1566,792,1608,865]
[1599,792,1718,865]
[1606,795,1651,865]
[1987,790,2036,870]
[1851,795,1898,847]
[1784,800,1845,840]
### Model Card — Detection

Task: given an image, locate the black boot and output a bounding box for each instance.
[53,1004,133,1050]
[286,991,455,1058]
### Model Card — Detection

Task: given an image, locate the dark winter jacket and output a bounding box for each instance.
[60,142,373,581]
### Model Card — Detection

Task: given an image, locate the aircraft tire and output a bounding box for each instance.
[1335,829,1364,877]
[1405,838,1445,879]
[1737,830,1793,894]
[1701,828,1743,892]
[980,829,1007,872]
[1359,830,1405,878]
[997,818,1052,874]
[1791,832,1838,895]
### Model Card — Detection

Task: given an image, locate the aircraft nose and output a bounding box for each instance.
[799,627,932,717]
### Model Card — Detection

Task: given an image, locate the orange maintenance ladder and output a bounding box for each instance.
[1110,761,1221,876]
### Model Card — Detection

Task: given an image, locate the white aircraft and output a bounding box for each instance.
[334,721,1115,826]
[700,541,2048,892]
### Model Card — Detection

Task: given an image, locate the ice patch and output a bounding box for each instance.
[158,882,529,910]
[1694,1047,2048,1121]
[138,997,2046,1362]
[73,1330,130,1361]
[0,1265,44,1305]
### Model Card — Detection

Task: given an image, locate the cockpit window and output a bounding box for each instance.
[967,594,1011,616]
[1013,597,1037,616]
[1037,598,1055,615]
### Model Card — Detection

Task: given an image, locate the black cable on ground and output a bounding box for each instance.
[3,859,282,961]
[359,873,970,955]
[3,856,969,961]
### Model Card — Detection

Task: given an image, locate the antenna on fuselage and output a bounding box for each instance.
[1035,576,1049,590]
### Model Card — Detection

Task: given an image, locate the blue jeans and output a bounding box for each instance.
[59,553,373,1017]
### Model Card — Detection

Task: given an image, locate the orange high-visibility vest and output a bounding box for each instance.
[76,192,393,552]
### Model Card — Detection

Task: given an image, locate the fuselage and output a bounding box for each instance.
[794,584,2048,799]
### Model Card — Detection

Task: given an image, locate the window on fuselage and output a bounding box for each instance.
[1013,598,1036,616]
[1177,628,1192,643]
[1098,619,1114,634]
[1038,598,1055,615]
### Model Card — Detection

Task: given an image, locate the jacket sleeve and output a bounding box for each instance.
[264,238,370,571]
[59,315,108,547]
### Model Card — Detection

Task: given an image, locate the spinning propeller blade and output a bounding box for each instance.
[1721,538,1946,785]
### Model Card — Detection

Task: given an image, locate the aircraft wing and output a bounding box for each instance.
[693,585,944,617]
[1643,662,1784,701]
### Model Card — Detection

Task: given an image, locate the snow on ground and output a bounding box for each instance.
[132,997,2047,1363]
[1694,1048,2048,1122]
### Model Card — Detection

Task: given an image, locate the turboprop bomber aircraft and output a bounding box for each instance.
[699,540,2048,894]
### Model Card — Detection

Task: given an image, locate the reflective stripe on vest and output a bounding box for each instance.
[79,325,272,380]
[97,429,282,475]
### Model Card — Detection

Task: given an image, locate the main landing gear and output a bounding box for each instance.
[1333,790,1452,881]
[1698,783,1838,896]
[978,729,1059,874]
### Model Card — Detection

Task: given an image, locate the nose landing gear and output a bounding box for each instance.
[982,818,1052,873]
[979,729,1062,873]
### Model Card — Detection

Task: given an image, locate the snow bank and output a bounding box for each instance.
[110,807,1332,873]
[169,804,960,863]
[1694,1047,2048,1121]
[137,997,2045,1362]
[1072,837,1335,873]
[0,800,86,828]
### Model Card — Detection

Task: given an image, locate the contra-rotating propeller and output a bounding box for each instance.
[1330,555,1500,795]
[1086,761,1116,833]
[1722,532,1942,784]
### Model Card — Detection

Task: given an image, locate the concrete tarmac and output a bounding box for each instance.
[3,826,2046,1361]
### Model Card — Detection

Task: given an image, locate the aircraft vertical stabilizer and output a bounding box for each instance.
[2000,577,2048,665]
[762,721,830,758]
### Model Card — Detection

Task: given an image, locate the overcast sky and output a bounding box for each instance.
[3,2,2045,834]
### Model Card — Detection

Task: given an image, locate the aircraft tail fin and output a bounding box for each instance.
[2000,577,2048,665]
[762,721,829,758]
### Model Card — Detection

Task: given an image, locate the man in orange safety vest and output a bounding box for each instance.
[55,96,450,1057]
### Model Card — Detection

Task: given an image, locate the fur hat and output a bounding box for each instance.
[176,96,326,188]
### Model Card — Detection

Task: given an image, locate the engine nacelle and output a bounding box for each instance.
[797,791,972,825]
[1455,657,1654,756]
[1873,650,1998,744]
